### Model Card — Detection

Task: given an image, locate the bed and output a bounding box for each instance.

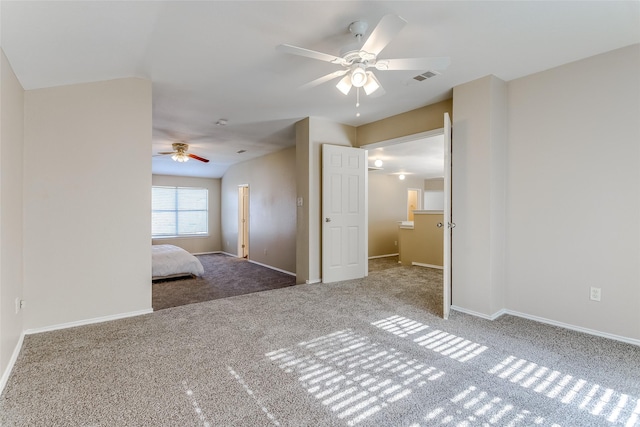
[152,244,205,280]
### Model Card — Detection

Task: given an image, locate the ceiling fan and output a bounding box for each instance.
[155,142,209,163]
[277,14,450,97]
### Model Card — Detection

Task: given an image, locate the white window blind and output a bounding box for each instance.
[152,186,208,237]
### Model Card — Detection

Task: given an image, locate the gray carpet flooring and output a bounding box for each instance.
[1,261,639,426]
[152,254,297,311]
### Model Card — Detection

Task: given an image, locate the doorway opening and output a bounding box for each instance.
[238,185,249,259]
[407,188,422,221]
[361,126,450,318]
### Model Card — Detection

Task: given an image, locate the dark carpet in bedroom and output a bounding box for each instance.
[152,253,296,310]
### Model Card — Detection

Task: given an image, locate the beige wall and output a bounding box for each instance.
[451,75,507,317]
[295,118,311,282]
[398,212,444,267]
[296,117,356,284]
[221,146,296,274]
[356,99,452,147]
[152,175,222,254]
[23,78,152,330]
[0,50,24,382]
[368,173,424,257]
[505,44,640,340]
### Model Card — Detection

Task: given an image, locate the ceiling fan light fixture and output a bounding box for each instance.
[350,67,367,87]
[363,72,380,95]
[172,152,189,162]
[336,74,352,95]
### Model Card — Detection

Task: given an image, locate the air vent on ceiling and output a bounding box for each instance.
[413,70,440,82]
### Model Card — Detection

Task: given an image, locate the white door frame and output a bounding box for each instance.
[443,113,452,319]
[237,184,249,258]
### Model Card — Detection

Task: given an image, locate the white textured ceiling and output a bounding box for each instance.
[2,1,639,178]
[367,134,445,180]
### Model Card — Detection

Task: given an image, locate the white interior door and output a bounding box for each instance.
[443,113,453,319]
[322,144,367,283]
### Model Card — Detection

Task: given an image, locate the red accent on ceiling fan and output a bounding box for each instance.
[188,153,210,163]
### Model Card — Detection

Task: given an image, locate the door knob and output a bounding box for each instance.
[436,222,443,228]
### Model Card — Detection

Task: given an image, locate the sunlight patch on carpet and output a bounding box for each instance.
[372,315,488,362]
[227,366,281,426]
[489,355,640,426]
[182,380,212,427]
[267,329,444,426]
[407,385,557,427]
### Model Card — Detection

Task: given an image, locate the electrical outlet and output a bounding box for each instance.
[590,287,601,302]
[394,241,398,246]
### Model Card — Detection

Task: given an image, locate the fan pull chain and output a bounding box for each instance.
[356,88,361,117]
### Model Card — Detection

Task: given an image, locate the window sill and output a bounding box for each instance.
[152,235,210,239]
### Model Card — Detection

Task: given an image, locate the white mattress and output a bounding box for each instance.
[152,244,204,278]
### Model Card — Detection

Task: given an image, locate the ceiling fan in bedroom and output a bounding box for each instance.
[155,142,209,163]
[277,14,450,110]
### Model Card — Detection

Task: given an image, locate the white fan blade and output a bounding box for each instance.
[376,57,451,71]
[277,44,345,65]
[300,69,348,90]
[361,14,407,56]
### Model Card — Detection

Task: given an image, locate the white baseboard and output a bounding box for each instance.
[451,305,504,320]
[24,308,153,335]
[192,251,221,255]
[411,262,444,270]
[451,306,640,346]
[501,309,640,347]
[248,259,295,277]
[368,253,399,259]
[305,279,322,285]
[221,251,238,258]
[0,331,25,395]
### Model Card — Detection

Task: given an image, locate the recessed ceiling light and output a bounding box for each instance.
[374,159,383,167]
[399,174,406,180]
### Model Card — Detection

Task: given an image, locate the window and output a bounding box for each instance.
[152,186,208,238]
